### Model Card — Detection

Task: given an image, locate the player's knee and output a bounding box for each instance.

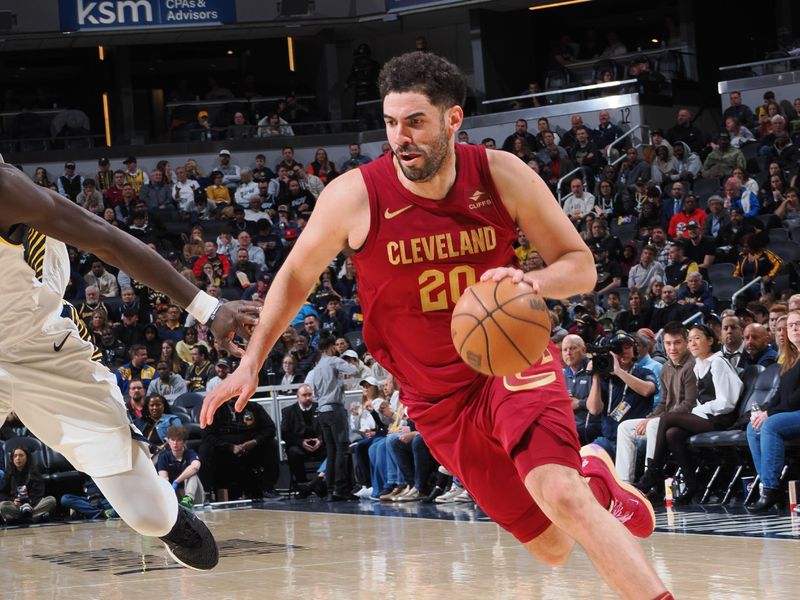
[530,469,589,520]
[524,538,571,567]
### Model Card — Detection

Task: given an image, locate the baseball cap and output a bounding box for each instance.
[65,161,76,168]
[708,195,724,205]
[122,307,139,317]
[610,331,636,347]
[764,90,775,99]
[576,315,597,328]
[651,128,664,136]
[704,312,722,326]
[590,241,607,254]
[123,156,137,164]
[635,176,646,184]
[285,229,299,240]
[360,376,380,387]
[341,350,359,360]
[198,110,209,118]
[718,132,731,140]
[98,157,110,166]
[165,251,179,261]
[686,220,700,229]
[216,359,230,368]
[277,204,289,212]
[219,149,231,156]
[259,272,272,284]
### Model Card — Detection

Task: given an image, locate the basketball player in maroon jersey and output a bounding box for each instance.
[202,52,671,599]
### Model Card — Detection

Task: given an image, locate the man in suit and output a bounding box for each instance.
[281,384,325,486]
[662,181,686,224]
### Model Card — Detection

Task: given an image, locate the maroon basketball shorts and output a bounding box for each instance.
[404,342,581,543]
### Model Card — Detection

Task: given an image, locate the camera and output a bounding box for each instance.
[588,332,636,377]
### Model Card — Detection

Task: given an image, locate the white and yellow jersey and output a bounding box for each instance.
[0,225,72,349]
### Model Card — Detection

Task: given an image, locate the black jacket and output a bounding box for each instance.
[201,400,276,449]
[0,463,46,504]
[281,402,323,448]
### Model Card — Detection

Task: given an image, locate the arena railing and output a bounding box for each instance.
[607,124,649,165]
[482,79,637,109]
[719,54,800,78]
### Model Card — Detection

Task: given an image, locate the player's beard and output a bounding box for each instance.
[394,121,450,182]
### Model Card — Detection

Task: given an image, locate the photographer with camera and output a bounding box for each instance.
[0,447,56,524]
[587,333,659,459]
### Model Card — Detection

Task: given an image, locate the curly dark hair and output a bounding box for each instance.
[378,52,466,108]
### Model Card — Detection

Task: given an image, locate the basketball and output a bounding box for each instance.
[451,278,551,376]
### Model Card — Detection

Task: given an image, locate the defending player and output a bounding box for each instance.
[0,158,261,570]
[201,52,671,598]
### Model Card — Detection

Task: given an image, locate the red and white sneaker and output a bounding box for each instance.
[580,444,656,538]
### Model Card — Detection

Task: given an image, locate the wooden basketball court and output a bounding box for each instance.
[2,501,797,599]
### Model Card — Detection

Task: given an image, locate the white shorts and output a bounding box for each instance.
[0,312,134,477]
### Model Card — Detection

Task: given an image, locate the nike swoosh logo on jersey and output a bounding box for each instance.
[53,333,70,352]
[384,205,413,219]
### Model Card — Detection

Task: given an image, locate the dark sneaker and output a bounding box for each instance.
[160,506,219,571]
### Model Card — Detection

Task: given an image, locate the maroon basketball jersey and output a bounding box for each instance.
[353,143,518,399]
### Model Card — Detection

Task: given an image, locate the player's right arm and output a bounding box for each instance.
[199,169,371,426]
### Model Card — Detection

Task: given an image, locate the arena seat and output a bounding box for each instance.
[42,447,86,496]
[3,436,46,472]
[692,177,721,197]
[688,364,779,504]
[710,276,743,306]
[170,405,194,424]
[768,240,800,262]
[707,262,735,284]
[173,392,205,413]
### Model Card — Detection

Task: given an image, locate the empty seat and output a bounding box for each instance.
[768,240,800,262]
[768,228,789,242]
[707,262,735,283]
[173,392,205,412]
[710,276,743,302]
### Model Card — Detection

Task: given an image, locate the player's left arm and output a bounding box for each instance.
[483,150,597,299]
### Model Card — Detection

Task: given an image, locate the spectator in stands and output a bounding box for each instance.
[148,360,188,397]
[176,326,211,365]
[595,110,625,158]
[703,133,746,180]
[767,132,800,175]
[75,178,104,215]
[292,334,319,380]
[725,116,756,149]
[123,157,149,193]
[303,314,322,350]
[501,119,539,153]
[116,344,155,396]
[0,447,56,524]
[190,110,214,141]
[388,418,433,503]
[616,148,651,190]
[733,233,783,299]
[702,195,730,241]
[61,479,113,520]
[594,179,621,218]
[587,332,658,458]
[628,244,665,292]
[723,91,756,130]
[206,359,231,393]
[559,115,589,152]
[746,309,800,511]
[206,170,232,208]
[134,393,181,450]
[721,314,746,372]
[232,230,265,268]
[257,112,293,137]
[83,258,120,299]
[616,321,697,484]
[234,168,259,208]
[305,334,361,500]
[200,395,279,502]
[651,145,679,187]
[591,241,623,297]
[282,384,325,487]
[225,111,252,140]
[286,178,315,219]
[669,142,702,187]
[676,271,715,315]
[636,324,742,501]
[228,247,259,290]
[192,240,230,283]
[774,187,800,227]
[510,137,533,163]
[125,379,147,421]
[649,284,691,332]
[664,241,699,287]
[668,195,706,240]
[562,177,596,225]
[347,143,371,165]
[760,115,788,154]
[277,353,303,393]
[570,125,603,186]
[308,148,338,184]
[216,149,241,189]
[184,345,214,392]
[666,108,706,154]
[562,334,600,444]
[57,161,84,201]
[139,169,171,212]
[683,221,716,272]
[741,323,779,369]
[32,166,51,188]
[157,304,185,342]
[156,425,204,507]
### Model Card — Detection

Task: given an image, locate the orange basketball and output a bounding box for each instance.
[451,278,551,376]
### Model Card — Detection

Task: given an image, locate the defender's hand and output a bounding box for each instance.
[199,359,259,427]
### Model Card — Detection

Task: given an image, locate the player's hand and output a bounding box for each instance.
[208,300,262,355]
[199,358,259,427]
[480,267,541,294]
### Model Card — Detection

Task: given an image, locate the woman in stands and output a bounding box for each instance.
[774,187,800,228]
[635,324,742,502]
[733,232,784,300]
[308,148,338,184]
[160,339,184,375]
[156,160,174,185]
[0,447,56,524]
[774,314,789,361]
[32,166,51,188]
[614,288,651,333]
[732,166,759,196]
[134,394,182,452]
[746,309,800,511]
